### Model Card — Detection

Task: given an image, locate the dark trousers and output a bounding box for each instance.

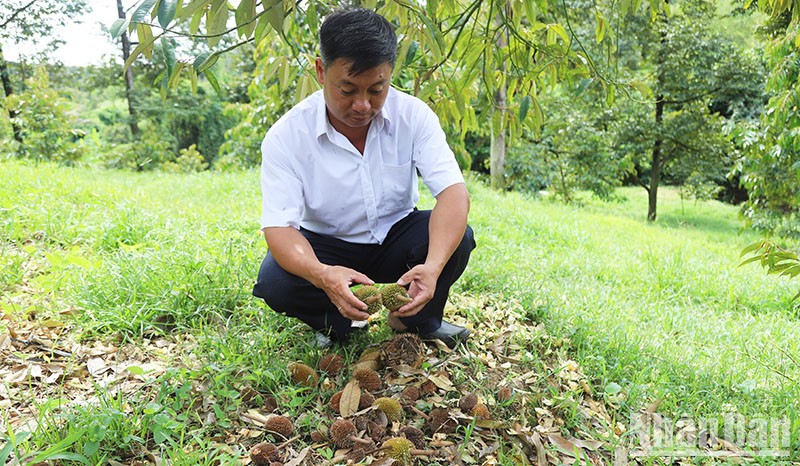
[253,210,476,340]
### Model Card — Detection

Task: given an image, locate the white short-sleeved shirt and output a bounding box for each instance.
[260,87,464,244]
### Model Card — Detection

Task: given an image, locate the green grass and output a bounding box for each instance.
[1,159,798,463]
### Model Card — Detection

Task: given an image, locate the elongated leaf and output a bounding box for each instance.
[190,67,198,93]
[204,69,222,96]
[340,379,361,417]
[404,40,419,65]
[179,0,211,20]
[168,61,186,89]
[519,95,531,122]
[549,23,570,44]
[189,8,204,34]
[306,1,318,33]
[254,13,272,43]
[780,264,800,277]
[595,11,606,43]
[206,0,229,48]
[110,18,129,39]
[124,26,159,71]
[158,0,178,28]
[266,0,285,34]
[131,0,158,23]
[0,440,14,464]
[194,51,219,72]
[740,241,765,257]
[31,429,87,463]
[235,0,256,38]
[738,255,765,267]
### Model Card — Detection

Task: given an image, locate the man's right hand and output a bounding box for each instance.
[264,227,374,321]
[314,264,373,321]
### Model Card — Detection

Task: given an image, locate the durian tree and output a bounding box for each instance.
[116,0,658,186]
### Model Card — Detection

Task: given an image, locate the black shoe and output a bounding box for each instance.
[419,320,470,349]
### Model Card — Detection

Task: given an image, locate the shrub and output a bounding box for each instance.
[4,67,86,164]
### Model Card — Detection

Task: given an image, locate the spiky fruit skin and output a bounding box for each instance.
[400,385,420,403]
[264,415,294,438]
[398,426,426,449]
[330,419,357,449]
[288,362,318,387]
[458,393,478,412]
[354,285,383,314]
[426,408,457,434]
[380,284,412,312]
[250,442,279,465]
[352,367,382,392]
[318,354,344,376]
[330,390,343,413]
[373,397,403,422]
[471,402,490,420]
[383,437,414,465]
[358,391,376,410]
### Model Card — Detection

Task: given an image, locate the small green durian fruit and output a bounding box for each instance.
[380,284,412,312]
[354,285,383,314]
[382,437,414,465]
[372,397,404,422]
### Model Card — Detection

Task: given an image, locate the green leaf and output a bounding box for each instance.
[110,18,129,39]
[131,0,158,23]
[548,23,570,44]
[254,13,272,43]
[0,440,14,464]
[235,0,256,38]
[193,51,219,72]
[740,240,765,257]
[620,0,632,17]
[266,0,285,34]
[168,61,186,90]
[158,0,178,28]
[179,0,210,20]
[605,382,622,395]
[595,11,606,44]
[306,1,318,33]
[185,9,202,33]
[206,0,229,48]
[204,69,223,97]
[738,255,764,267]
[31,429,87,463]
[519,95,531,122]
[404,40,419,65]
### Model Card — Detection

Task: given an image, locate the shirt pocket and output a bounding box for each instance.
[380,162,415,212]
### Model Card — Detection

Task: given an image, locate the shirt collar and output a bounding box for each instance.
[314,88,395,140]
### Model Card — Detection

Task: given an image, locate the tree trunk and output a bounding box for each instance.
[489,5,508,190]
[0,43,23,144]
[117,0,140,138]
[490,86,507,190]
[648,96,665,222]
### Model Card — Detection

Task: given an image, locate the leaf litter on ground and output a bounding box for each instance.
[1,291,762,465]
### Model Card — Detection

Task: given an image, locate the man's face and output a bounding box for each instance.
[315,58,392,131]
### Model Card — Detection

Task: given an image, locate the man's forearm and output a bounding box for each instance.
[426,183,470,274]
[263,227,326,287]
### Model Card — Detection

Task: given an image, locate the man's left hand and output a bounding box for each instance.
[391,264,440,318]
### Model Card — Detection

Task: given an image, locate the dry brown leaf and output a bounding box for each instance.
[474,419,507,429]
[548,433,583,457]
[340,379,361,417]
[283,446,309,466]
[427,374,455,391]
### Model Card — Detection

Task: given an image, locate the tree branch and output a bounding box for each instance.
[0,0,39,30]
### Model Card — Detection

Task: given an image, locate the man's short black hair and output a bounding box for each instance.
[319,8,397,75]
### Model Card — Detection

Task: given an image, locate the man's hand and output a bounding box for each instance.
[315,265,374,321]
[391,263,440,318]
